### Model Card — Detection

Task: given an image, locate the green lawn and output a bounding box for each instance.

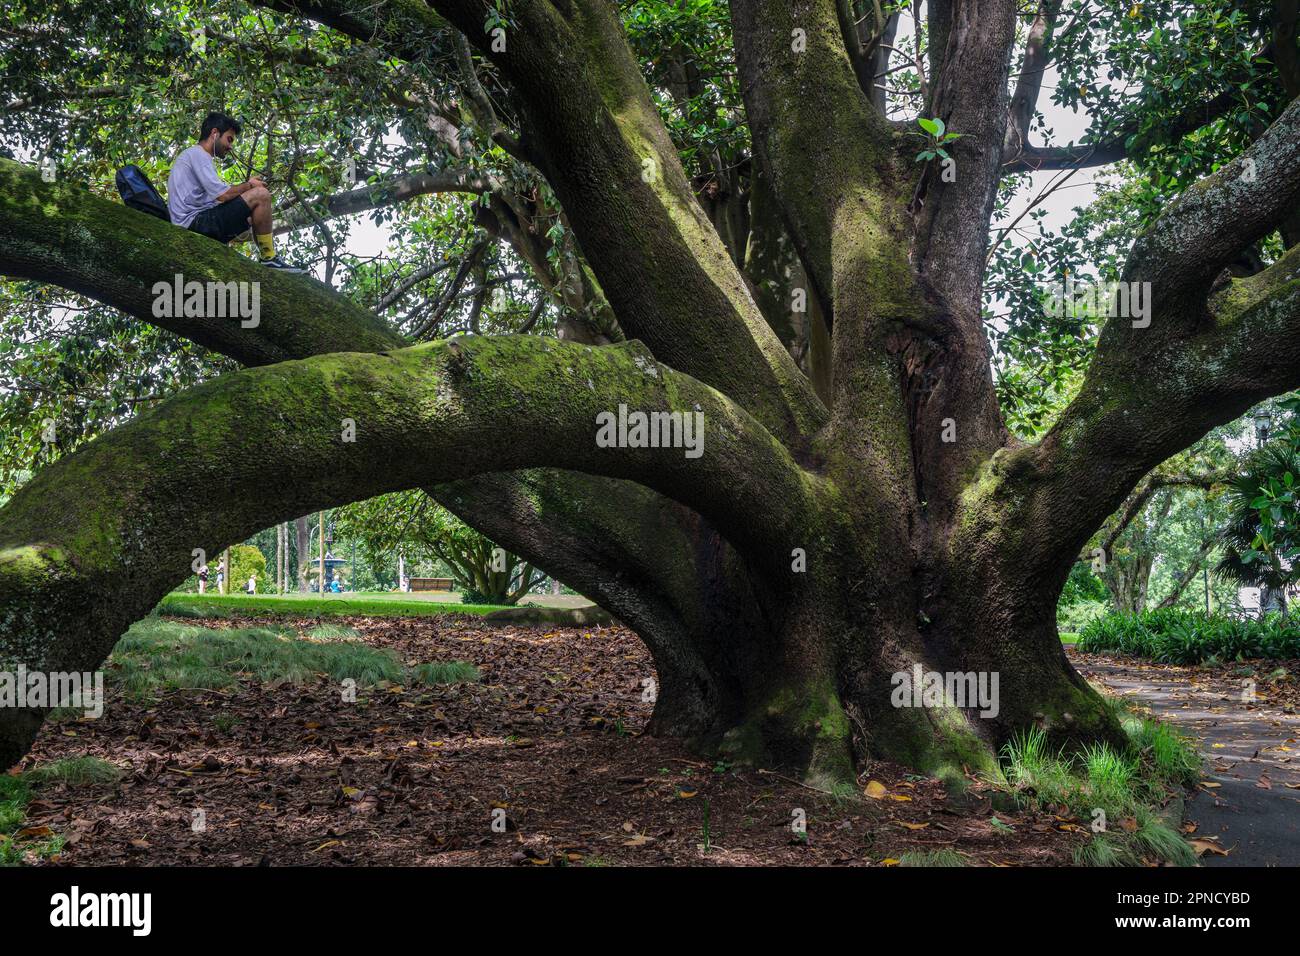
[159,591,507,619]
[1060,632,1080,645]
[112,617,481,697]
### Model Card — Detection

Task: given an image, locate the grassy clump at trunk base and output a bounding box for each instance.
[993,697,1200,866]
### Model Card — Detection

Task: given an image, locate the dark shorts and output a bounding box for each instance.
[188,196,252,243]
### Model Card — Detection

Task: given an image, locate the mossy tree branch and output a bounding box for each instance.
[962,243,1300,597]
[954,98,1300,590]
[0,159,401,365]
[0,158,761,697]
[0,334,824,763]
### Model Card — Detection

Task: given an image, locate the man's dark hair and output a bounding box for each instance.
[198,111,242,142]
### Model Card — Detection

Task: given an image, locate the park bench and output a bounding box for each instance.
[408,577,454,592]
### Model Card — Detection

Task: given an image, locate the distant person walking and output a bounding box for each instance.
[198,562,208,594]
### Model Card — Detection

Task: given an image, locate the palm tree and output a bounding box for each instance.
[1217,443,1300,616]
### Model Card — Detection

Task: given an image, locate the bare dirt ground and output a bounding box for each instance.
[18,615,1091,866]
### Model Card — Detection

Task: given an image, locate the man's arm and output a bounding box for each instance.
[196,150,261,204]
[214,177,264,203]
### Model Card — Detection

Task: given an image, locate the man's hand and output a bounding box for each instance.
[215,177,266,203]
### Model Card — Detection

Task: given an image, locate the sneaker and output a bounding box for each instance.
[260,255,307,274]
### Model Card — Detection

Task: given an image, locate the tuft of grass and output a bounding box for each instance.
[1120,710,1201,789]
[899,848,966,867]
[1082,742,1137,812]
[1072,811,1197,868]
[22,757,121,788]
[1134,813,1198,867]
[828,781,861,804]
[109,617,406,698]
[412,660,481,686]
[1073,834,1124,867]
[212,714,240,734]
[307,623,362,642]
[0,775,29,833]
[107,617,483,700]
[1001,727,1083,808]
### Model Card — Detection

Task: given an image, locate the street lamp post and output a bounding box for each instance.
[1254,409,1270,447]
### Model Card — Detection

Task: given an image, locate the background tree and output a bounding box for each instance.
[1217,395,1300,615]
[335,491,545,604]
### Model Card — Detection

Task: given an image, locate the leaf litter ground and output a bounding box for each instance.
[15,615,1094,866]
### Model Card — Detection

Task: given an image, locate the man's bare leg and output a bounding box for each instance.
[241,185,276,260]
[237,185,301,270]
[243,185,272,235]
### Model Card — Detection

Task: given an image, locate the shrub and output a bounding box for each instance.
[225,544,272,595]
[1078,609,1300,663]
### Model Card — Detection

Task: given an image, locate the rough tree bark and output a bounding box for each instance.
[2,0,1299,789]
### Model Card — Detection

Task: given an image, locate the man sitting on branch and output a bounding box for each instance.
[167,111,304,273]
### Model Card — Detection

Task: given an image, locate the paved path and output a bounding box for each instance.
[1073,654,1300,866]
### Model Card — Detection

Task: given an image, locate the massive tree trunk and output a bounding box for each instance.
[3,0,1300,788]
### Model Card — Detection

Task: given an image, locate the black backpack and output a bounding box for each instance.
[115,164,171,222]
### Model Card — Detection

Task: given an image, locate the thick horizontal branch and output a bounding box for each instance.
[0,338,819,748]
[0,157,767,680]
[0,159,401,364]
[1000,140,1129,176]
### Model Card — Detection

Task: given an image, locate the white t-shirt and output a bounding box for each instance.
[167,144,229,227]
